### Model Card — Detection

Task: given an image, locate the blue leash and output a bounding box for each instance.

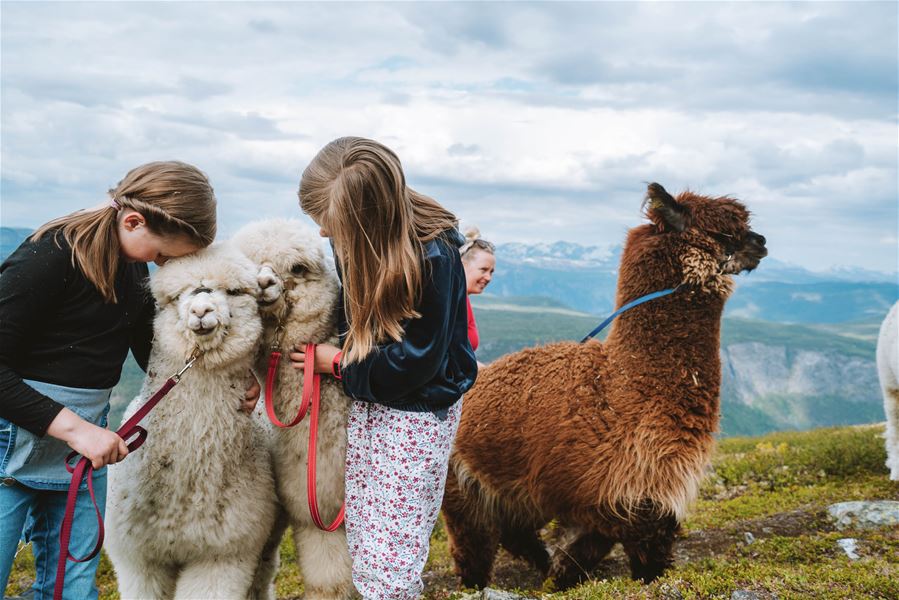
[580,286,680,343]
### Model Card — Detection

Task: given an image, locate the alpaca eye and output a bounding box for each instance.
[290,264,307,275]
[226,289,244,296]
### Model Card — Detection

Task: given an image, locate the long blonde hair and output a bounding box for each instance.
[299,137,458,363]
[30,161,217,303]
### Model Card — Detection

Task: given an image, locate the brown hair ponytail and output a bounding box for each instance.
[31,161,217,303]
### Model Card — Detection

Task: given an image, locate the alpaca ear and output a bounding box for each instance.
[646,182,687,232]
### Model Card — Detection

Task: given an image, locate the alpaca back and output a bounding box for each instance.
[877,302,898,391]
[877,301,899,479]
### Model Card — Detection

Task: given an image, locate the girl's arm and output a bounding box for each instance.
[129,265,154,372]
[0,235,69,436]
[46,407,129,469]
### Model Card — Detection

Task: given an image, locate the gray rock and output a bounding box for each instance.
[836,538,860,560]
[458,589,537,600]
[744,531,756,545]
[827,501,899,530]
[730,591,778,600]
[658,582,685,599]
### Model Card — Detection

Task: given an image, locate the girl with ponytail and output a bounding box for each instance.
[0,161,256,599]
[293,137,477,599]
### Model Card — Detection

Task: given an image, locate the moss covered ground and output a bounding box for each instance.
[6,425,898,599]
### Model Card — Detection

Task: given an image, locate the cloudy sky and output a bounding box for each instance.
[2,1,897,274]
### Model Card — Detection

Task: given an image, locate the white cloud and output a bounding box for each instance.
[1,1,896,274]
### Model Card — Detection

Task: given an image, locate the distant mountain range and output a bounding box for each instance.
[490,241,897,324]
[495,240,897,284]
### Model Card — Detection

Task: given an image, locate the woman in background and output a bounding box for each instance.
[460,227,495,363]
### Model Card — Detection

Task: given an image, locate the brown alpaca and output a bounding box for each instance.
[442,183,767,589]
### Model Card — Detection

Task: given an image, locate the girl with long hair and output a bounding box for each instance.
[0,161,256,599]
[292,137,477,599]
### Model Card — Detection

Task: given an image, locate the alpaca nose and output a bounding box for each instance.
[258,273,277,289]
[191,300,214,318]
[257,266,282,290]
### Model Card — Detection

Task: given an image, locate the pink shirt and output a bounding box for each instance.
[466,296,479,351]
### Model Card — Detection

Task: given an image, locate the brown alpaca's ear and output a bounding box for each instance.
[645,182,687,232]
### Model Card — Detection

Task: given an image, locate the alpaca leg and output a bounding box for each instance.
[174,557,256,599]
[293,525,354,599]
[546,527,615,590]
[248,508,289,600]
[442,464,500,589]
[883,387,899,480]
[621,514,679,584]
[115,558,177,600]
[498,523,550,574]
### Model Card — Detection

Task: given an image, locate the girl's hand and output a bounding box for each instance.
[47,408,129,469]
[242,372,261,414]
[289,343,340,375]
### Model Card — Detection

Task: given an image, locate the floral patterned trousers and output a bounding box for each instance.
[344,399,463,600]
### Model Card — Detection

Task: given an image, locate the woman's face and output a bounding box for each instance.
[463,250,496,295]
[117,211,201,266]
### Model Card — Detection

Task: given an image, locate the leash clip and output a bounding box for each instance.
[269,320,286,352]
[173,347,201,381]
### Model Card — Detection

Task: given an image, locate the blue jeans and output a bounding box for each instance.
[0,474,107,600]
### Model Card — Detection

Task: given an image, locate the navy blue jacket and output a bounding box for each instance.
[335,229,477,412]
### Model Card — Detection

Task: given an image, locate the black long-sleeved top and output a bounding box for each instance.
[335,229,477,411]
[0,231,154,436]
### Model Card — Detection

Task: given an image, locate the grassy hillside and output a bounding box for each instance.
[7,424,897,599]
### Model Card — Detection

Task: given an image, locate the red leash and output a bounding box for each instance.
[53,352,199,600]
[265,348,312,428]
[265,342,345,531]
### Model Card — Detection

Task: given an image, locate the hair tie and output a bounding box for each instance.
[110,198,121,210]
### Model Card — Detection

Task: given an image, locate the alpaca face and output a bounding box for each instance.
[643,182,768,293]
[232,219,339,325]
[177,286,233,339]
[151,245,263,364]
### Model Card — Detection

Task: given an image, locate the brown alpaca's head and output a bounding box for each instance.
[638,182,767,294]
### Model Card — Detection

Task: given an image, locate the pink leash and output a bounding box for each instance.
[265,342,345,531]
[53,354,198,600]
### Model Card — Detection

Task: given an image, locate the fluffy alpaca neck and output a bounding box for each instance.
[606,286,725,411]
[594,284,726,520]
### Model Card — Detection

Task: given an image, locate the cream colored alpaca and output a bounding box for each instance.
[233,219,354,600]
[877,301,899,480]
[106,245,279,599]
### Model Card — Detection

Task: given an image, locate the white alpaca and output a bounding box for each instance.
[233,219,354,600]
[106,245,279,599]
[877,301,899,480]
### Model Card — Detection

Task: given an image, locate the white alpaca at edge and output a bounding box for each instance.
[877,301,899,480]
[106,245,278,599]
[233,219,354,600]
